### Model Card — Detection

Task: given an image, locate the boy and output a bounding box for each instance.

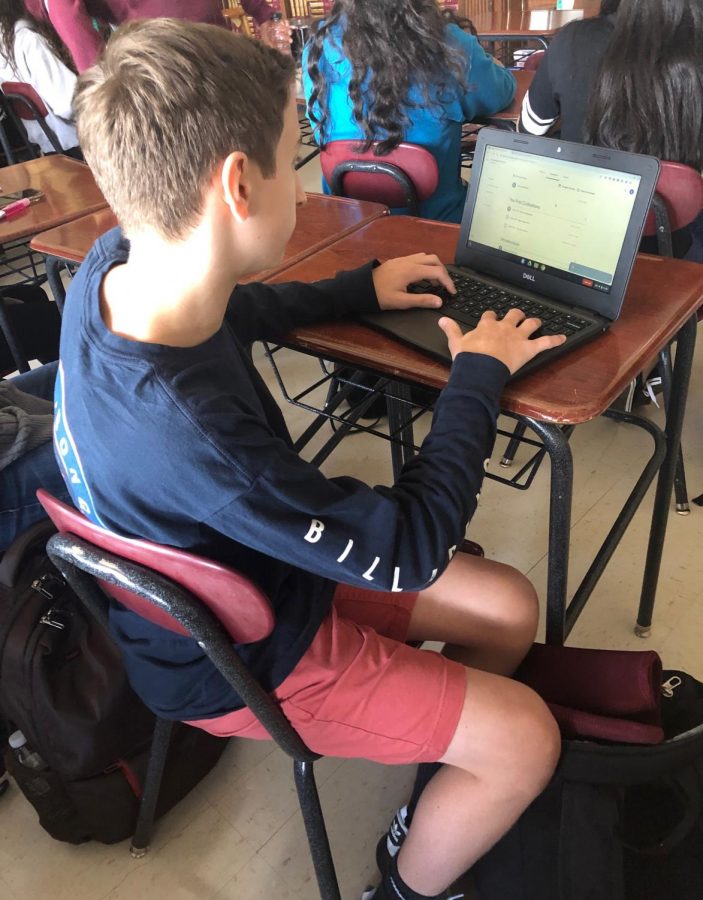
[57,20,565,900]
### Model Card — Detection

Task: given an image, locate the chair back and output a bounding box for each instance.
[320,140,439,215]
[1,82,64,153]
[643,161,703,237]
[36,490,274,644]
[523,49,545,71]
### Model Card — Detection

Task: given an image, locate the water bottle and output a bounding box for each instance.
[9,730,51,796]
[9,730,47,770]
[269,12,292,55]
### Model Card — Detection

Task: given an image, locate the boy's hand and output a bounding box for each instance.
[439,309,567,374]
[372,254,455,310]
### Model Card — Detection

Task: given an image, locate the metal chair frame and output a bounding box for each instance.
[1,84,64,155]
[330,159,421,215]
[45,531,341,899]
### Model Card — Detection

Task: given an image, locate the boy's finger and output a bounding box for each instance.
[502,307,527,324]
[529,334,567,354]
[438,316,464,341]
[408,292,443,308]
[518,316,543,334]
[420,264,456,294]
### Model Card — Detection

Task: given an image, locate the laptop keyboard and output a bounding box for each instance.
[410,272,590,338]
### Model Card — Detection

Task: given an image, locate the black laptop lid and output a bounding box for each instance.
[456,131,660,321]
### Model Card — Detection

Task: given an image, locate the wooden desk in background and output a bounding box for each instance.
[29,193,389,308]
[262,215,701,645]
[0,156,106,246]
[465,0,600,49]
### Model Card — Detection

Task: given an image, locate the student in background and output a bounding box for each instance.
[0,0,79,154]
[520,0,703,259]
[584,0,703,174]
[0,361,70,552]
[303,0,515,224]
[23,0,282,72]
[518,1,620,143]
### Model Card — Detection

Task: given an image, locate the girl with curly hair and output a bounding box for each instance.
[303,0,515,223]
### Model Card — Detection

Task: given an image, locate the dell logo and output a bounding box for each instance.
[523,272,536,283]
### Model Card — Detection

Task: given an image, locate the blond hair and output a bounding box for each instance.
[74,19,296,240]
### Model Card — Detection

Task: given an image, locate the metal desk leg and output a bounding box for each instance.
[636,315,698,636]
[658,345,689,514]
[523,418,574,646]
[45,256,67,313]
[0,293,30,373]
[386,382,415,481]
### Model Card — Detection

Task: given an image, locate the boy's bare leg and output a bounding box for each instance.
[393,553,560,896]
[407,551,540,676]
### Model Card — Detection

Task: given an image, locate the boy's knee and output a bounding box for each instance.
[501,565,539,639]
[515,688,561,790]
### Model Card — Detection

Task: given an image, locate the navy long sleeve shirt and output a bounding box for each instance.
[55,228,509,720]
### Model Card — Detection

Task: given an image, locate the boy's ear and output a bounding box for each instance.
[221,151,251,223]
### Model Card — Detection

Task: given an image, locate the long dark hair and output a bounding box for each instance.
[585,0,703,169]
[306,0,467,154]
[441,8,477,37]
[0,0,76,74]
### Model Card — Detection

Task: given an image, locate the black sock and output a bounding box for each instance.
[378,852,446,900]
[405,762,442,825]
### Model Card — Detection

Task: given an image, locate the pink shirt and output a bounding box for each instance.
[25,0,273,72]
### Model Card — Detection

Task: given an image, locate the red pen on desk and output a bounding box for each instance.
[0,191,44,220]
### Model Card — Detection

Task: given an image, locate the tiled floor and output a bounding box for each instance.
[1,158,702,899]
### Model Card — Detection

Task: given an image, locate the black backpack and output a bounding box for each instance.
[473,669,703,900]
[0,519,227,844]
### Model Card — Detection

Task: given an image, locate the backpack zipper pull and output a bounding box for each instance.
[39,610,66,630]
[31,573,64,600]
[661,675,683,698]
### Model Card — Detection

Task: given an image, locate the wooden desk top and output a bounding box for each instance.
[265,216,703,424]
[0,156,106,245]
[30,192,389,277]
[485,69,533,123]
[241,194,388,284]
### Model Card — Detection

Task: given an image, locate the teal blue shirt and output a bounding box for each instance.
[302,23,516,223]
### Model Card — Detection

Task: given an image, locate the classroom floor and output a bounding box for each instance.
[1,159,702,900]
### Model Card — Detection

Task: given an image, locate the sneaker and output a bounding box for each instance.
[375,805,409,877]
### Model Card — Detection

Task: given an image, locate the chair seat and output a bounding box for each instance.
[37,490,274,644]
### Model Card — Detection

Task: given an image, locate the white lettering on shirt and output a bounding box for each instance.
[337,539,353,563]
[448,545,457,560]
[391,567,403,592]
[363,556,380,581]
[304,518,325,543]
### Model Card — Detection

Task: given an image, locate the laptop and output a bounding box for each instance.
[360,130,660,380]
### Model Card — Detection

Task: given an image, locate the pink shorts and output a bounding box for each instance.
[187,584,467,765]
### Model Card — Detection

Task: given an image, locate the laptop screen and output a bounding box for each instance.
[466,144,642,296]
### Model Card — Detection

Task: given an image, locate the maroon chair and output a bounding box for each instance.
[38,489,485,895]
[642,161,703,260]
[522,49,545,71]
[320,140,439,215]
[36,489,339,898]
[1,82,64,155]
